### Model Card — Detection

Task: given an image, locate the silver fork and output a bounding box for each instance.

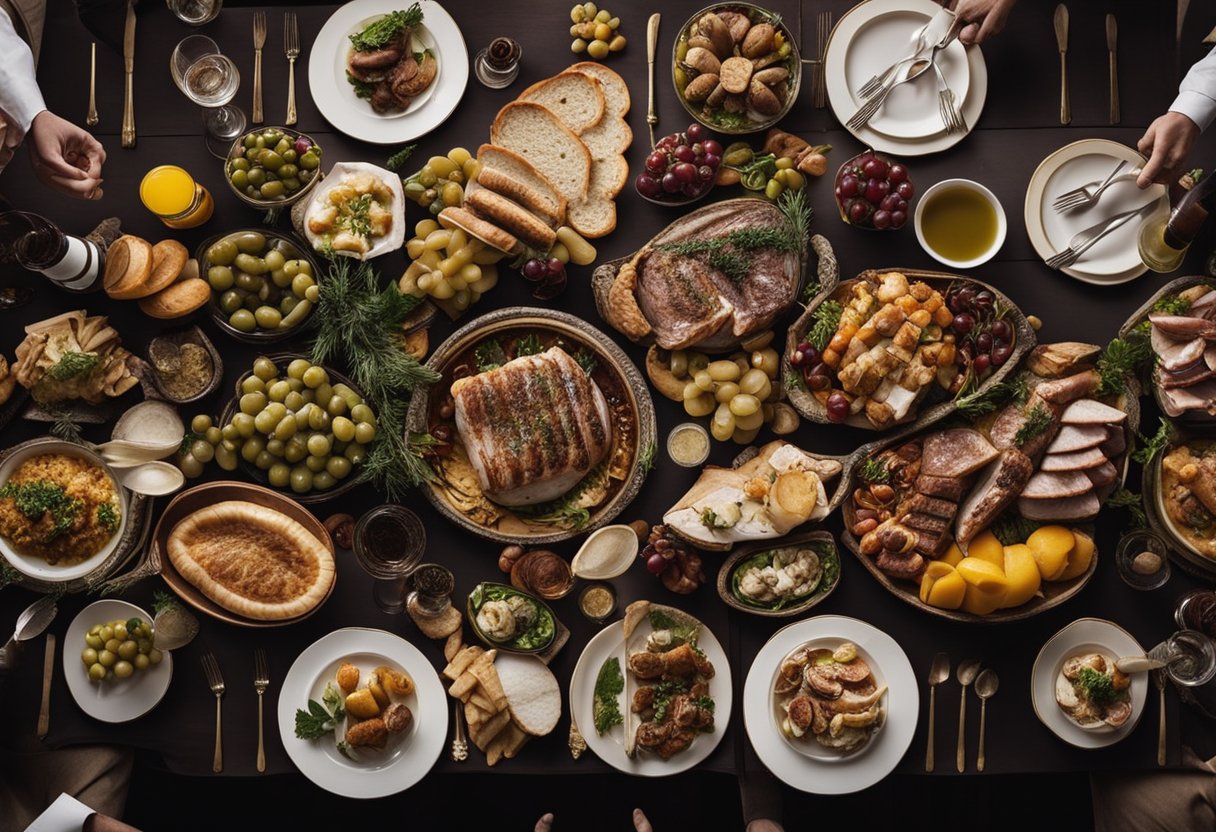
[252,12,266,125]
[931,57,965,135]
[856,21,931,99]
[847,55,936,131]
[1045,202,1156,269]
[284,12,299,126]
[201,652,225,773]
[254,648,269,773]
[815,11,832,109]
[1052,160,1137,212]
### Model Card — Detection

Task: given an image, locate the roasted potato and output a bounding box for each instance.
[345,687,381,719]
[336,662,360,693]
[377,665,415,697]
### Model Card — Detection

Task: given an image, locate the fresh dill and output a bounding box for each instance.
[807,299,843,351]
[857,457,890,485]
[349,5,423,52]
[1132,419,1171,465]
[96,503,119,533]
[0,480,82,543]
[575,349,598,375]
[955,376,1030,418]
[515,334,544,357]
[386,143,417,172]
[1013,403,1053,446]
[1106,488,1148,529]
[1076,666,1119,705]
[1153,294,1192,315]
[1097,331,1152,398]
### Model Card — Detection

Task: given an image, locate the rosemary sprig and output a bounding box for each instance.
[955,376,1029,418]
[1097,331,1152,398]
[1106,488,1148,529]
[857,457,889,485]
[777,188,812,257]
[807,299,843,351]
[48,407,84,444]
[386,144,417,172]
[1013,402,1053,446]
[638,442,656,475]
[800,280,821,305]
[1131,419,1171,465]
[657,227,798,284]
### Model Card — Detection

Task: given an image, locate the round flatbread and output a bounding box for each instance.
[167,500,335,620]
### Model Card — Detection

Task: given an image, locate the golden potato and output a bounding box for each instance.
[940,543,965,568]
[967,531,1005,567]
[960,582,1002,615]
[367,677,390,708]
[1001,544,1042,608]
[1056,530,1095,581]
[1027,525,1075,581]
[377,665,415,697]
[919,561,966,610]
[345,687,381,719]
[336,662,360,693]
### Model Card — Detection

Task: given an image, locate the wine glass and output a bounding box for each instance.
[1155,629,1216,720]
[170,35,245,156]
[166,0,222,26]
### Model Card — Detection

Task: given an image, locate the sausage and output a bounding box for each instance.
[348,46,403,71]
[383,703,413,734]
[345,718,388,748]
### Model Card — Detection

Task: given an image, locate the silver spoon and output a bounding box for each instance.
[925,652,950,772]
[0,595,58,671]
[975,669,999,772]
[1115,655,1168,673]
[112,461,185,496]
[956,658,981,772]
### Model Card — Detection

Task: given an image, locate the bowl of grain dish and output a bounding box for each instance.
[0,441,128,582]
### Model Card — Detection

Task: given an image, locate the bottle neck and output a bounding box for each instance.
[1166,171,1216,250]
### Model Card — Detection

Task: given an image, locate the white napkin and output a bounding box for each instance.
[24,793,92,832]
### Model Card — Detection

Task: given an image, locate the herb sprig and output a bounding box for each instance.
[955,376,1029,418]
[1013,402,1053,446]
[857,457,889,485]
[349,5,423,52]
[47,351,100,382]
[1106,488,1148,530]
[807,300,843,351]
[1131,419,1171,465]
[294,682,346,740]
[1097,331,1152,398]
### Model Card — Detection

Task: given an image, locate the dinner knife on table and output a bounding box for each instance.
[121,0,136,148]
[1107,14,1119,124]
[1054,4,1069,125]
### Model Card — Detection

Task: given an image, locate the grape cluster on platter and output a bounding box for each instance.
[834,151,914,230]
[635,122,723,204]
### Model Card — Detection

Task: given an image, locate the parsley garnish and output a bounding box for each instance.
[857,457,890,485]
[349,5,423,52]
[47,351,100,382]
[294,682,345,740]
[1153,294,1192,315]
[1097,332,1153,398]
[474,340,507,373]
[1076,666,1119,706]
[96,503,119,533]
[515,334,544,357]
[0,480,82,543]
[1131,418,1171,465]
[593,657,624,735]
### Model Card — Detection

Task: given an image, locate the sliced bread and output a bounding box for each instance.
[490,102,591,206]
[465,188,557,251]
[570,62,631,120]
[519,70,606,134]
[494,653,561,737]
[476,144,567,224]
[566,161,623,238]
[438,206,521,255]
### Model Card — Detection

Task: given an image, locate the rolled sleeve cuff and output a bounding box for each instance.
[1170,90,1216,133]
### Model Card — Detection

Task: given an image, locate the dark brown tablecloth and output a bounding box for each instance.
[1,0,1215,785]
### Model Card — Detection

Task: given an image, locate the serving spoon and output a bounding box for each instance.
[925,652,950,771]
[975,669,999,772]
[112,461,185,496]
[0,595,58,671]
[956,658,982,772]
[1115,654,1169,673]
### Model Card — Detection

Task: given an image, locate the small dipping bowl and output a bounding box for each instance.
[667,422,710,468]
[1116,528,1172,590]
[914,178,1007,269]
[578,582,618,623]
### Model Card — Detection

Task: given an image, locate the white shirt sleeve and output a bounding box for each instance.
[1171,46,1216,132]
[0,7,45,142]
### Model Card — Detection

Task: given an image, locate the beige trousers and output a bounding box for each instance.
[1091,747,1216,832]
[0,743,133,832]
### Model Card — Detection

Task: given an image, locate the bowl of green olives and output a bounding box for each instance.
[198,230,322,344]
[204,354,379,503]
[226,127,323,209]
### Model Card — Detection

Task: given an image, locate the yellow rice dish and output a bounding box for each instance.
[0,453,121,565]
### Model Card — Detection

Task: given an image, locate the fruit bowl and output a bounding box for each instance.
[634,123,723,206]
[834,151,914,230]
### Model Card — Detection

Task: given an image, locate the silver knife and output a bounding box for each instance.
[121,0,136,148]
[646,13,660,150]
[1054,5,1069,125]
[1107,15,1119,124]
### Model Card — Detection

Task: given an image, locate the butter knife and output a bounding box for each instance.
[1154,668,1166,766]
[121,0,136,148]
[37,634,54,739]
[1054,4,1069,125]
[646,13,660,150]
[1107,14,1119,124]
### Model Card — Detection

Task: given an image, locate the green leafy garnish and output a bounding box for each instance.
[800,280,821,305]
[96,503,119,533]
[990,513,1042,546]
[857,457,890,485]
[648,610,699,648]
[650,680,688,723]
[1132,418,1171,465]
[179,431,204,457]
[511,464,605,529]
[574,348,598,376]
[638,442,656,475]
[339,193,375,240]
[1106,488,1148,530]
[1097,331,1153,398]
[47,351,100,382]
[294,682,346,740]
[386,143,417,172]
[955,376,1030,418]
[709,111,750,130]
[777,188,812,257]
[1153,294,1192,315]
[48,407,83,444]
[346,72,377,101]
[336,741,354,760]
[657,226,801,285]
[0,480,82,543]
[1076,666,1120,706]
[593,657,624,735]
[515,333,544,358]
[474,340,507,373]
[730,541,836,610]
[807,299,843,351]
[1013,403,1053,446]
[349,5,423,52]
[470,584,555,650]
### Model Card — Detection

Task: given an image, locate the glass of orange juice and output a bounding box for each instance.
[140,165,214,229]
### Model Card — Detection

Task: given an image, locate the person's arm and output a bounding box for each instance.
[1137,47,1216,188]
[0,8,46,168]
[950,0,1018,46]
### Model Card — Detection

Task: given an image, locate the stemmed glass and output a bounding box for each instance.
[1153,629,1216,720]
[170,35,245,157]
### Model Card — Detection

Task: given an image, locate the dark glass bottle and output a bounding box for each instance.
[5,212,104,292]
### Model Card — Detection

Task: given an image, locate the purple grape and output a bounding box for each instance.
[890,210,907,229]
[872,210,892,230]
[862,158,889,179]
[703,139,723,157]
[645,152,667,175]
[661,172,681,193]
[698,165,715,182]
[896,181,915,200]
[674,162,698,184]
[674,145,696,164]
[646,552,668,575]
[521,259,547,281]
[848,200,871,224]
[880,194,901,213]
[973,353,991,374]
[976,332,993,353]
[681,182,702,198]
[839,174,860,198]
[991,320,1012,341]
[887,163,908,184]
[826,392,850,422]
[703,153,721,170]
[635,174,661,198]
[992,345,1012,366]
[952,313,975,334]
[864,178,890,205]
[294,137,312,155]
[685,123,706,143]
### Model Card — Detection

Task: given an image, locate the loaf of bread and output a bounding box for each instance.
[103,235,154,299]
[465,188,557,251]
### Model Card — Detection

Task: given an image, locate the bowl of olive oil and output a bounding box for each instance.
[915,179,1006,269]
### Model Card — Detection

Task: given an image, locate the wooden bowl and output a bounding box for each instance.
[783,267,1036,432]
[405,307,657,545]
[217,352,371,505]
[145,325,224,405]
[1141,421,1216,581]
[716,530,841,617]
[153,480,335,628]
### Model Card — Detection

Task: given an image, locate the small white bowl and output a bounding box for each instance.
[0,441,129,582]
[914,178,1007,269]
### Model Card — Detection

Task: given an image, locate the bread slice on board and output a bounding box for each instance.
[465,188,557,251]
[490,102,591,206]
[569,62,631,121]
[438,206,521,256]
[476,144,567,224]
[566,163,623,238]
[519,70,606,134]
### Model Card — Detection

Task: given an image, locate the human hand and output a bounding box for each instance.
[26,111,106,200]
[533,809,654,831]
[947,0,1018,46]
[1137,111,1201,189]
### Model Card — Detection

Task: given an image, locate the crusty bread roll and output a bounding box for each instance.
[438,207,521,255]
[134,239,190,298]
[465,189,557,251]
[138,277,210,319]
[103,235,154,299]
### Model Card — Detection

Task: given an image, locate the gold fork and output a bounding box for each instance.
[284,12,299,126]
[201,652,225,773]
[252,12,266,124]
[815,11,832,109]
[254,648,269,773]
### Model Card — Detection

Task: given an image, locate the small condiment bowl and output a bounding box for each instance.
[145,326,223,405]
[914,178,1007,269]
[224,126,322,211]
[578,582,618,623]
[667,422,710,468]
[1115,529,1172,590]
[571,525,639,580]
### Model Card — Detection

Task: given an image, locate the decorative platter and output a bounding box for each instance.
[1031,618,1149,749]
[716,530,841,617]
[405,307,656,545]
[743,615,917,794]
[152,480,336,628]
[783,266,1035,431]
[1141,420,1216,581]
[277,627,446,798]
[63,599,173,723]
[307,0,469,145]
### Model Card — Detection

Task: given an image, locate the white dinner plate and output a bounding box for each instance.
[307,0,469,145]
[743,615,917,794]
[1031,618,1149,749]
[825,0,987,156]
[277,628,445,798]
[63,599,172,723]
[569,611,731,777]
[1024,139,1168,285]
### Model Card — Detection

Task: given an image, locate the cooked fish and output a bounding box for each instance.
[451,347,612,506]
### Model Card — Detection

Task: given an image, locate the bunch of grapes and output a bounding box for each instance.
[835,151,914,230]
[635,123,723,202]
[520,257,567,300]
[948,286,1014,377]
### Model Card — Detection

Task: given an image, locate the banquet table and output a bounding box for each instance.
[2,0,1216,792]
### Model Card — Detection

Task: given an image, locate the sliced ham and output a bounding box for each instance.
[914,475,966,501]
[1190,289,1216,316]
[1151,327,1206,371]
[1060,399,1127,425]
[1160,381,1216,417]
[1045,425,1107,454]
[1040,446,1108,472]
[954,449,1034,544]
[920,429,998,478]
[1149,313,1216,339]
[1100,428,1127,458]
[1035,371,1100,405]
[1022,470,1094,499]
[1086,461,1118,488]
[1018,492,1100,522]
[1206,345,1216,371]
[1158,362,1216,389]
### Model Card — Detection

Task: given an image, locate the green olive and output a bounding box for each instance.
[270,268,291,288]
[241,436,266,463]
[232,412,256,438]
[268,463,291,488]
[300,151,320,170]
[118,640,138,660]
[231,232,266,254]
[286,358,311,380]
[301,366,328,389]
[284,391,305,412]
[266,380,291,402]
[305,285,320,303]
[312,471,336,491]
[234,253,268,275]
[204,427,223,445]
[355,422,377,444]
[259,180,285,200]
[279,298,312,330]
[214,443,238,471]
[239,391,267,415]
[259,150,285,171]
[190,440,214,463]
[305,454,327,473]
[206,265,234,291]
[254,408,279,435]
[113,660,134,679]
[350,403,375,424]
[306,434,331,457]
[207,239,238,266]
[240,375,265,395]
[230,157,250,172]
[290,273,315,298]
[246,167,266,188]
[345,443,367,465]
[134,654,150,671]
[81,647,98,666]
[266,438,286,457]
[282,149,298,164]
[229,169,249,190]
[284,437,308,463]
[331,416,356,443]
[191,414,213,434]
[280,295,299,315]
[263,249,286,271]
[289,466,313,494]
[283,260,301,279]
[277,164,299,181]
[88,663,107,681]
[326,395,348,417]
[254,450,276,470]
[254,306,282,329]
[252,356,278,380]
[243,134,258,149]
[242,291,261,311]
[308,407,331,432]
[326,456,352,479]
